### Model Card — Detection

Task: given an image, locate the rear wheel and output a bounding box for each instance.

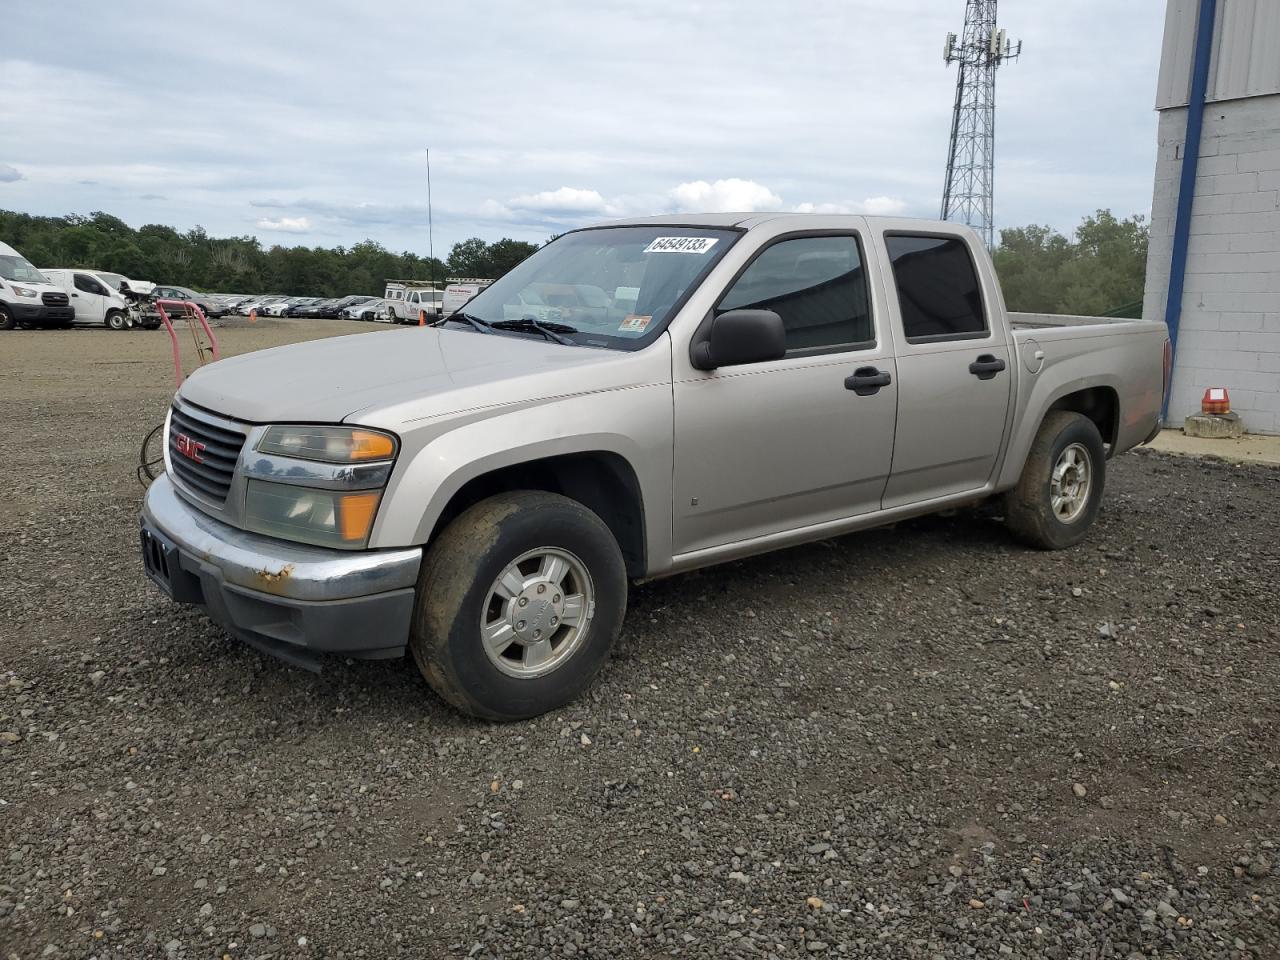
[1005,411,1106,550]
[106,310,127,331]
[410,491,627,721]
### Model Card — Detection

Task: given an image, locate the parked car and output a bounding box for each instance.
[280,298,319,317]
[236,296,287,315]
[262,297,310,317]
[342,298,384,321]
[0,241,74,330]
[141,214,1168,721]
[289,297,336,318]
[152,285,228,318]
[95,271,157,297]
[42,268,137,330]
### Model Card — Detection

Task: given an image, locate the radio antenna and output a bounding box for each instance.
[941,0,1022,249]
[426,148,437,292]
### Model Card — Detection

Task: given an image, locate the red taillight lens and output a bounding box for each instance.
[1162,339,1172,401]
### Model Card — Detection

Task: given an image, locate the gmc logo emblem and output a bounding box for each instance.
[174,433,206,464]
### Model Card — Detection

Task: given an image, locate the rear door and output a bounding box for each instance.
[874,231,1012,508]
[71,273,109,324]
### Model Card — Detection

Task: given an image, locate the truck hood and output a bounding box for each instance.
[178,327,665,425]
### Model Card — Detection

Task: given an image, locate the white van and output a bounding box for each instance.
[442,278,493,317]
[42,269,135,330]
[0,242,75,330]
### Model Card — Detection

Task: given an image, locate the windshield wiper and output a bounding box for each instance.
[490,316,578,345]
[436,311,494,334]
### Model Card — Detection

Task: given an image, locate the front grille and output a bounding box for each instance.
[168,404,247,504]
[42,291,69,306]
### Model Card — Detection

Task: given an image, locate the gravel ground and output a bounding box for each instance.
[1,320,1277,959]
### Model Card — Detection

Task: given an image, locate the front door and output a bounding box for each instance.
[673,233,897,556]
[72,273,108,324]
[876,233,1013,508]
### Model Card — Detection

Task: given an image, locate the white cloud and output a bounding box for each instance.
[0,164,24,183]
[669,178,782,213]
[256,216,311,233]
[508,186,611,215]
[857,196,908,216]
[792,201,854,215]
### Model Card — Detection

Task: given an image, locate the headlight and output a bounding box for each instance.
[245,480,382,548]
[257,425,396,463]
[11,286,38,298]
[242,425,398,547]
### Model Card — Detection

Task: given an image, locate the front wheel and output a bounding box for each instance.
[410,491,627,721]
[0,305,16,331]
[106,310,127,331]
[1004,411,1106,550]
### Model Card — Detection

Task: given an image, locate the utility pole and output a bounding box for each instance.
[941,0,1021,249]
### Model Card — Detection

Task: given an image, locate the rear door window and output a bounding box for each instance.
[884,235,987,342]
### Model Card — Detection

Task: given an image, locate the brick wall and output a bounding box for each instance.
[1142,93,1280,434]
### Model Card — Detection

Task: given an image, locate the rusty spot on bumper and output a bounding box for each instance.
[255,563,295,594]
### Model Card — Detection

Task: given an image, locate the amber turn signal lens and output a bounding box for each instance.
[350,430,396,461]
[338,491,381,541]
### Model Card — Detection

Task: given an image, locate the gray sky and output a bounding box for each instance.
[3,0,1165,256]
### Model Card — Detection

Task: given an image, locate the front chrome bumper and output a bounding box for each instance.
[140,475,422,668]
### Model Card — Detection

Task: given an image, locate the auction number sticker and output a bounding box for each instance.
[644,236,719,254]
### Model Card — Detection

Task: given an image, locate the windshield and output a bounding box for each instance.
[97,272,127,290]
[457,226,739,349]
[0,254,50,284]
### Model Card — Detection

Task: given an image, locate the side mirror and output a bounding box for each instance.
[690,309,786,370]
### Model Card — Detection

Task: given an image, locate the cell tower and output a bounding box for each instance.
[940,0,1021,249]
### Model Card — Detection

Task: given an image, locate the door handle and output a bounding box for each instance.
[968,354,1006,380]
[845,366,892,396]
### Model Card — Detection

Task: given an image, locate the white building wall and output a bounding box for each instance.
[1142,92,1280,434]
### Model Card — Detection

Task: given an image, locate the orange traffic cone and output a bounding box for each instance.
[418,309,426,327]
[248,308,257,324]
[1201,387,1230,414]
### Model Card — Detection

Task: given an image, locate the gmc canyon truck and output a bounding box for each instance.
[140,214,1169,720]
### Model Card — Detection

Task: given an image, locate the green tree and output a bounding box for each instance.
[994,209,1148,318]
[446,238,492,277]
[0,208,518,297]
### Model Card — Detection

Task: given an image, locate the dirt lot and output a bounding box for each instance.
[1,319,1277,959]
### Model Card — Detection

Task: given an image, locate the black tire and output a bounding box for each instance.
[106,310,127,331]
[0,305,15,331]
[410,491,627,721]
[388,309,399,324]
[1004,411,1106,550]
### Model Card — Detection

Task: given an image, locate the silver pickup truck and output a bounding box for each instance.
[140,214,1169,719]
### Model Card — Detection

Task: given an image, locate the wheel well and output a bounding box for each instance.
[1047,387,1118,450]
[429,452,647,577]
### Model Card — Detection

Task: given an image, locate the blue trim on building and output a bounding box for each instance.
[1162,0,1218,419]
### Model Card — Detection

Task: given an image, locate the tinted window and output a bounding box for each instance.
[74,274,106,296]
[718,236,872,355]
[885,235,986,341]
